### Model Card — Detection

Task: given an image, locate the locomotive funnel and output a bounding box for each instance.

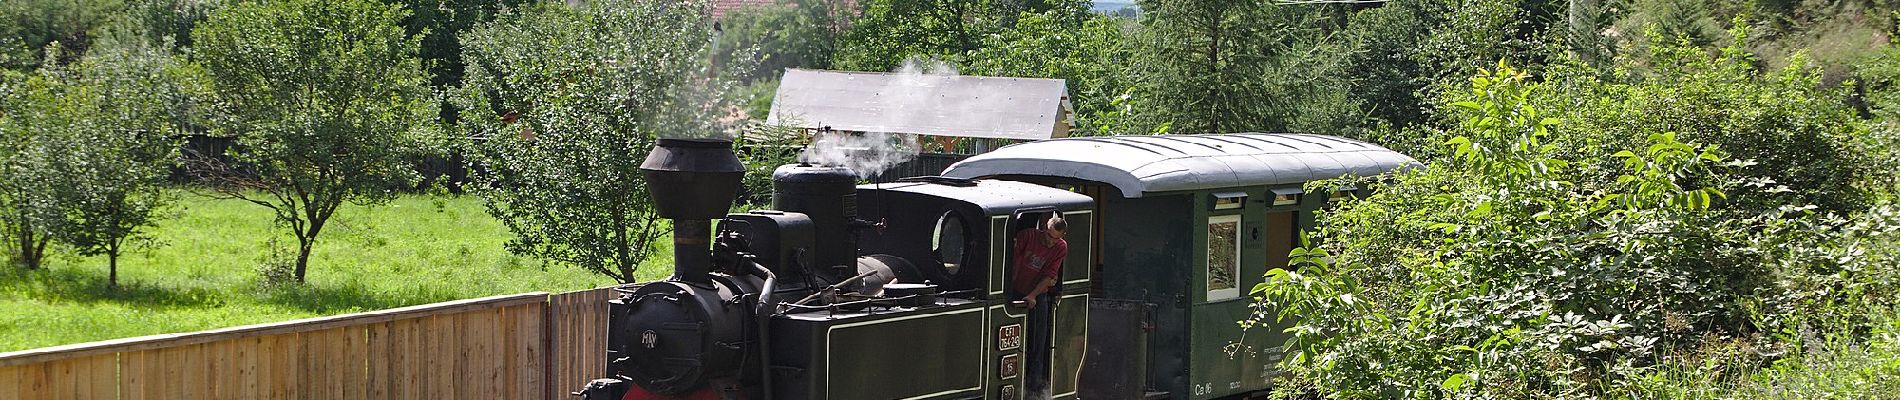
[640,138,745,284]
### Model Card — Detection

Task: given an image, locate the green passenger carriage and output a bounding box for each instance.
[944,133,1417,400]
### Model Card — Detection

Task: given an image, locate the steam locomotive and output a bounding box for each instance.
[580,133,1416,400]
[576,138,1092,400]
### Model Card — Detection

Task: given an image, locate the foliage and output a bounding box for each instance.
[453,0,748,283]
[0,49,59,270]
[191,0,435,284]
[717,0,849,81]
[11,28,201,287]
[1126,0,1310,134]
[832,0,1090,72]
[0,0,120,70]
[398,0,532,91]
[961,10,1136,135]
[1253,64,1758,398]
[1545,25,1874,215]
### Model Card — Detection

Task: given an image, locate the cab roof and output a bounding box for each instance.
[861,178,1091,215]
[940,133,1418,198]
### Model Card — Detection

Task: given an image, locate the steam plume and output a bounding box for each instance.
[797,57,960,178]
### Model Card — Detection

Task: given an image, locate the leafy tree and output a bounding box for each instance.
[833,0,996,71]
[191,0,434,283]
[18,29,198,287]
[0,49,60,269]
[1545,25,1872,215]
[0,0,120,70]
[717,0,850,80]
[961,9,1136,135]
[1128,0,1338,134]
[1253,64,1750,397]
[399,0,532,91]
[453,0,747,283]
[833,0,1088,72]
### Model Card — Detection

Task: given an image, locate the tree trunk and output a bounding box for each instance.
[14,228,47,269]
[108,251,119,288]
[294,211,331,283]
[294,236,314,283]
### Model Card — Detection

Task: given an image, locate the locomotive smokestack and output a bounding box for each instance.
[640,138,744,284]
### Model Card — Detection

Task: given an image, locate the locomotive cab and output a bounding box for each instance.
[754,176,1094,400]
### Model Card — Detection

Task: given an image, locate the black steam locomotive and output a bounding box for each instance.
[582,132,1417,400]
[579,138,1092,400]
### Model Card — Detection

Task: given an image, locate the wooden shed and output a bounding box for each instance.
[766,68,1073,154]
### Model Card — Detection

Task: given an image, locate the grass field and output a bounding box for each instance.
[0,191,674,352]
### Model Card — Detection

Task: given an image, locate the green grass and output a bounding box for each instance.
[0,191,674,352]
[1634,309,1900,399]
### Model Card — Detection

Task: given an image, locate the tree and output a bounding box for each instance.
[717,0,850,81]
[1128,0,1322,134]
[19,28,197,287]
[191,0,434,283]
[0,49,59,270]
[453,0,747,283]
[833,0,1088,72]
[960,9,1136,135]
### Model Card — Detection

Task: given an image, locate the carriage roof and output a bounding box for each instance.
[939,133,1419,198]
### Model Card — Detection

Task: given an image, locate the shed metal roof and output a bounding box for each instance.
[767,69,1071,140]
[939,133,1419,198]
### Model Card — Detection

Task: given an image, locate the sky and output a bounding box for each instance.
[1091,0,1138,12]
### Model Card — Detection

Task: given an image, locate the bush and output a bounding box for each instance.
[1253,64,1763,398]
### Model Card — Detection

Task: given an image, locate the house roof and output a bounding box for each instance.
[767,68,1071,141]
[939,133,1420,198]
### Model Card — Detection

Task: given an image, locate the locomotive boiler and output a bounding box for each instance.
[577,138,1094,400]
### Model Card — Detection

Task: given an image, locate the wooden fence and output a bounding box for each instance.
[0,287,618,400]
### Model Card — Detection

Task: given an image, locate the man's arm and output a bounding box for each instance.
[1022,276,1057,308]
[1022,250,1066,307]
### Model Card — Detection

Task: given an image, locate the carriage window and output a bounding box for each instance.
[1206,215,1241,301]
[932,211,968,275]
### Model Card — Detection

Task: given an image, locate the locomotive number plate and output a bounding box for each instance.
[997,324,1022,351]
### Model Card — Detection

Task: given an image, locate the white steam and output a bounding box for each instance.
[798,132,921,179]
[797,57,960,178]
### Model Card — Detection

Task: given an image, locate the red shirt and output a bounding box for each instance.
[1011,229,1068,295]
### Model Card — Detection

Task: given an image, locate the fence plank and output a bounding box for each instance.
[392,318,421,400]
[182,343,208,399]
[236,337,261,400]
[269,334,297,400]
[119,351,143,400]
[513,303,545,400]
[366,322,389,400]
[343,326,365,399]
[431,314,459,399]
[0,364,19,400]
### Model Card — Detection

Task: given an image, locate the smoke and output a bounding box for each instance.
[797,56,959,178]
[798,131,920,179]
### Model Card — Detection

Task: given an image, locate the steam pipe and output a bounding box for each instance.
[748,260,777,400]
[673,220,712,284]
